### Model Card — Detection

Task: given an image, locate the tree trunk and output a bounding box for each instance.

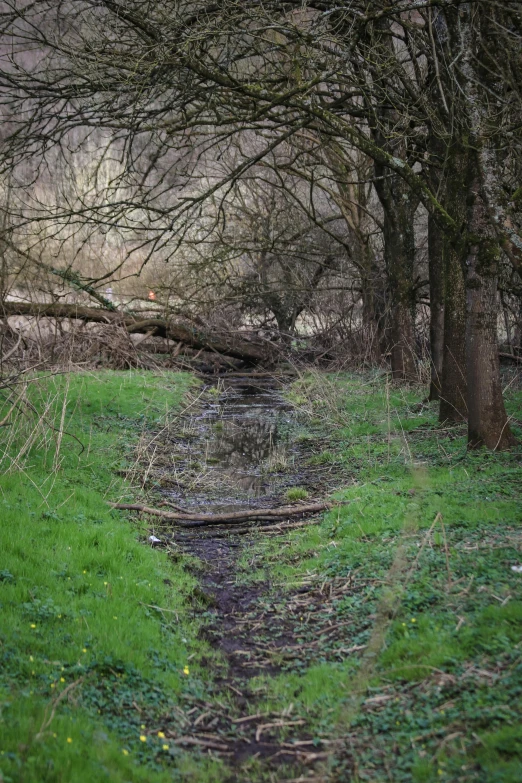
[428,213,445,400]
[437,5,516,450]
[361,245,385,363]
[514,299,522,355]
[464,155,516,450]
[439,239,468,422]
[382,194,417,382]
[433,140,468,423]
[1,301,269,364]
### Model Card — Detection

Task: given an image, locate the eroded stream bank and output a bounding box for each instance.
[141,376,346,779]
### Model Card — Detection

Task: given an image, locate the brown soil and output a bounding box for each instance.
[135,377,350,780]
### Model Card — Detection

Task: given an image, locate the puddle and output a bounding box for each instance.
[162,377,298,511]
[202,380,292,497]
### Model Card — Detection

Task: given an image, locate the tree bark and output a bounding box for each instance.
[428,213,445,401]
[373,133,417,382]
[438,142,468,423]
[361,243,386,363]
[381,190,417,382]
[441,5,517,449]
[367,18,418,383]
[439,240,468,423]
[464,154,516,450]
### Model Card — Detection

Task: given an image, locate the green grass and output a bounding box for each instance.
[285,486,309,501]
[2,368,521,782]
[237,371,522,781]
[0,371,224,783]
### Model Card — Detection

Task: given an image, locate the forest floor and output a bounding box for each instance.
[0,368,521,783]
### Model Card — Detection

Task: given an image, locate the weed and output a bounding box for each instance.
[262,446,290,473]
[285,487,309,501]
[307,450,336,465]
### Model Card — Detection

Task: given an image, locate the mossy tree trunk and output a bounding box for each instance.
[428,213,445,401]
[374,167,417,382]
[439,238,468,423]
[463,152,516,450]
[438,142,468,423]
[361,243,386,363]
[436,4,517,449]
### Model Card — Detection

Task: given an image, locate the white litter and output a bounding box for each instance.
[511,565,522,574]
[148,535,162,544]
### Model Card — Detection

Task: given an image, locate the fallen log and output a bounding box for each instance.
[2,301,269,364]
[109,500,332,527]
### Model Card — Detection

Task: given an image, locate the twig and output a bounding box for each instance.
[255,719,305,742]
[440,516,452,587]
[231,712,270,724]
[139,602,179,620]
[35,677,85,740]
[109,500,335,526]
[169,735,229,751]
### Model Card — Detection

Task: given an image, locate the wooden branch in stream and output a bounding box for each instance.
[108,501,333,527]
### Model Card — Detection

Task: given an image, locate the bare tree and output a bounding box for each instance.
[0,0,520,447]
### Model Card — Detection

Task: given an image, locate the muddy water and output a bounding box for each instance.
[166,377,297,675]
[145,377,346,775]
[164,377,297,513]
[155,378,323,768]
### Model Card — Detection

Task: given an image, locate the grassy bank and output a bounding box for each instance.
[1,368,521,783]
[237,372,522,782]
[0,371,223,783]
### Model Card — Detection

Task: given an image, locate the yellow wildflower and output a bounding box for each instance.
[157,731,165,739]
[183,666,190,675]
[139,735,147,743]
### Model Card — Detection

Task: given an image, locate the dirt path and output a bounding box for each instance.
[140,377,346,780]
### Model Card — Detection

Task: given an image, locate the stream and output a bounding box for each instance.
[143,376,342,777]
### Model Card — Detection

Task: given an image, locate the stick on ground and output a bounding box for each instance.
[109,501,333,527]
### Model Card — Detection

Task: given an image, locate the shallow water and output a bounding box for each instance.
[165,377,296,511]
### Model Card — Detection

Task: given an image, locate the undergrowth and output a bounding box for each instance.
[0,371,224,783]
[238,371,522,782]
[1,368,521,783]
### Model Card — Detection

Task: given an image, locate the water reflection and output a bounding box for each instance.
[204,381,286,497]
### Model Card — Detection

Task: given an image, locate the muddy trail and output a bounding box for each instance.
[140,377,356,781]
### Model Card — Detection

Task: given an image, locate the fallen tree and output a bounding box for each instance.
[2,301,269,363]
[109,500,333,527]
